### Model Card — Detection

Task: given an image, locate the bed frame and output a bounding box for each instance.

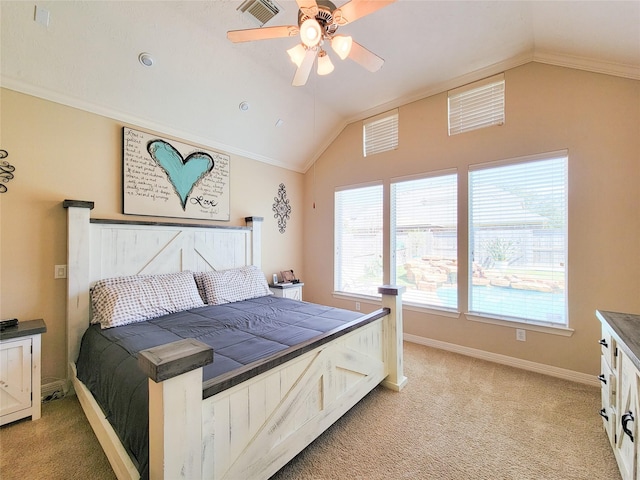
[63,200,407,480]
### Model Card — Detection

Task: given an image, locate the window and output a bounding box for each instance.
[468,152,568,326]
[391,172,458,310]
[363,109,398,157]
[335,184,383,296]
[448,73,504,136]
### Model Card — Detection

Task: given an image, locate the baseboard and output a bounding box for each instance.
[404,333,599,387]
[41,379,70,402]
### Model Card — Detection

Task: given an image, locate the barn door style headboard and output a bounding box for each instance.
[63,200,263,379]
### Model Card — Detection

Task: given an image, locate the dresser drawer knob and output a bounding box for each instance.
[622,411,635,442]
[599,338,608,348]
[598,374,607,384]
[600,408,609,421]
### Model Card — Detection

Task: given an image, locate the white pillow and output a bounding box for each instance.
[199,266,272,305]
[90,271,205,329]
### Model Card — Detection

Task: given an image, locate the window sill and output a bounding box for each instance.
[332,293,461,318]
[332,292,381,305]
[465,312,574,337]
[403,303,460,318]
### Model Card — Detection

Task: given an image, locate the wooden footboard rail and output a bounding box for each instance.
[138,287,406,480]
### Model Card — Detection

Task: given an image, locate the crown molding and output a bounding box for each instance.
[3,45,638,177]
[302,52,537,173]
[303,51,639,173]
[0,76,301,173]
[345,50,639,129]
[533,51,640,81]
[343,52,536,128]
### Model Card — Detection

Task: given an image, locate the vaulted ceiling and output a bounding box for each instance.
[2,1,639,172]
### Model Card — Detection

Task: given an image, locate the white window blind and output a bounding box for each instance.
[391,172,458,310]
[468,153,568,326]
[335,184,383,296]
[448,74,504,136]
[363,109,398,157]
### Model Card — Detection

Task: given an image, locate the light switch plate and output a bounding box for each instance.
[34,6,50,27]
[55,265,67,279]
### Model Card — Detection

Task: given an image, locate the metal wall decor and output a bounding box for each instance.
[0,150,15,193]
[272,183,291,234]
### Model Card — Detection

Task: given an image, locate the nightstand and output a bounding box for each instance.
[269,283,304,301]
[0,319,46,425]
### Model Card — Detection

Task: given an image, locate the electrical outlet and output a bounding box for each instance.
[516,329,526,341]
[355,302,361,311]
[54,264,67,279]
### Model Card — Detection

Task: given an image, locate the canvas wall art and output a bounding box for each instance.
[123,127,230,221]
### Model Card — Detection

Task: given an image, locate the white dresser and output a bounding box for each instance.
[598,310,640,480]
[0,319,46,425]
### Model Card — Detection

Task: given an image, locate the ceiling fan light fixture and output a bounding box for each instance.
[317,50,334,75]
[331,35,352,60]
[287,44,307,67]
[300,18,322,47]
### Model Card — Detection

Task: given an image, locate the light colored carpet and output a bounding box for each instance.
[0,342,620,479]
[0,386,115,479]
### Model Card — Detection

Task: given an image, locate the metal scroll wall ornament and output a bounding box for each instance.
[0,150,15,193]
[272,183,291,234]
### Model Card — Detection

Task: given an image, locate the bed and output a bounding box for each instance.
[63,200,407,480]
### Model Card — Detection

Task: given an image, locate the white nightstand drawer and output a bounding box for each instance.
[269,283,303,301]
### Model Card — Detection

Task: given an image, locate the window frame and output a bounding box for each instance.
[390,169,459,313]
[466,150,569,332]
[334,182,384,298]
[331,145,573,336]
[448,73,505,136]
[363,109,399,157]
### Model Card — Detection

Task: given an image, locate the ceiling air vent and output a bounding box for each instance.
[238,0,281,26]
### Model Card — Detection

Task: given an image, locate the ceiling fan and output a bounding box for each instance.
[227,0,396,86]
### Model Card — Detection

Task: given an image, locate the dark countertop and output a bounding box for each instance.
[0,319,47,341]
[597,310,640,371]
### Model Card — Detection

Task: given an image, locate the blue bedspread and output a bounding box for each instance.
[75,295,362,479]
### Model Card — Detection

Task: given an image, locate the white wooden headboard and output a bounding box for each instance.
[63,200,263,380]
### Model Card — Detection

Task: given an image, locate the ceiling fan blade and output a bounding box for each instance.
[348,41,384,72]
[292,48,317,86]
[227,25,299,43]
[296,0,319,18]
[333,0,396,25]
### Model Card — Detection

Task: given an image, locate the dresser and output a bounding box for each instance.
[598,310,640,480]
[269,282,304,300]
[0,319,46,425]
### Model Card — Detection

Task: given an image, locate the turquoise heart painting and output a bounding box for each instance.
[147,140,214,210]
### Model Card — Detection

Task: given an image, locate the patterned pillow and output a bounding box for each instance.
[193,272,208,304]
[90,271,205,329]
[200,265,272,305]
[90,274,143,325]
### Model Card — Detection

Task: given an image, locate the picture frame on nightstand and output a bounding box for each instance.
[280,270,296,283]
